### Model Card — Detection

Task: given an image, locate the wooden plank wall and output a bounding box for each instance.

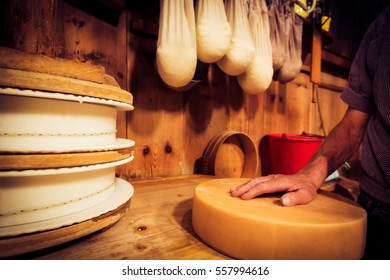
[0,0,350,180]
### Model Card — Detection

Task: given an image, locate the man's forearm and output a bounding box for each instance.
[299,107,369,188]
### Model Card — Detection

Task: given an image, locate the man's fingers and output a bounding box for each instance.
[230,175,292,200]
[230,175,317,206]
[230,175,275,197]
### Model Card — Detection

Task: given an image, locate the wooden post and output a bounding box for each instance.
[310,27,322,86]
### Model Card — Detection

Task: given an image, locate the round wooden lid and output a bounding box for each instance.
[0,47,132,105]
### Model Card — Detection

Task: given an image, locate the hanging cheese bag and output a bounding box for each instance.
[268,0,286,71]
[237,0,273,95]
[156,0,197,88]
[195,0,231,63]
[217,0,255,76]
[274,4,303,83]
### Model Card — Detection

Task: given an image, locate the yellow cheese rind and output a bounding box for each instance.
[192,178,367,259]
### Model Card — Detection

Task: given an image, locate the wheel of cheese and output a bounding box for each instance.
[0,177,134,239]
[192,178,367,259]
[0,157,132,235]
[0,88,133,152]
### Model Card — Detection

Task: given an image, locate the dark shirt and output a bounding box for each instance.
[340,6,390,203]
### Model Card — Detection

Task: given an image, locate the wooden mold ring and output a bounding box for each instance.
[201,131,259,178]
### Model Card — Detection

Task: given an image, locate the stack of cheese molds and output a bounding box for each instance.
[0,47,135,257]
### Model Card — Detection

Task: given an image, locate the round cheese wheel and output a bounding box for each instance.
[192,178,367,259]
[0,87,134,153]
[0,158,132,233]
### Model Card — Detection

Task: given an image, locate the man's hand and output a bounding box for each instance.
[230,173,318,206]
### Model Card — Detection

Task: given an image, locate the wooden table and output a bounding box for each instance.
[19,175,231,260]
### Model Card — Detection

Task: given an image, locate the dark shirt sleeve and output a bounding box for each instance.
[340,11,385,114]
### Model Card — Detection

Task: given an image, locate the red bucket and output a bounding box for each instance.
[267,133,324,175]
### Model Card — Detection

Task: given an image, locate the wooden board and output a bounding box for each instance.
[0,68,133,105]
[0,148,133,170]
[0,47,105,84]
[0,199,130,258]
